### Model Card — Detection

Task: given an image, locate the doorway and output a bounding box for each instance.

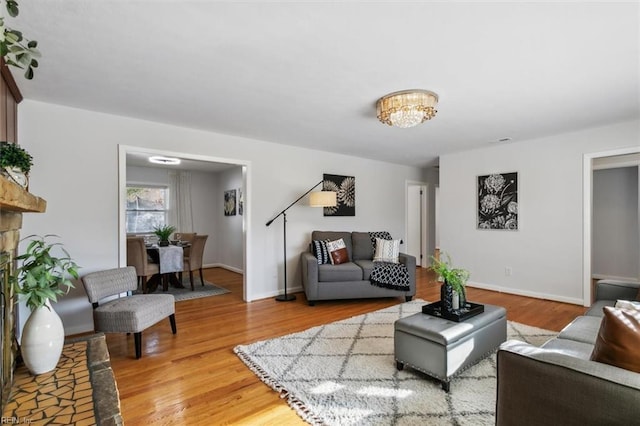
[117,145,250,301]
[583,147,640,306]
[406,182,428,267]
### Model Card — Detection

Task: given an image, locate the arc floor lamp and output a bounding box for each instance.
[266,180,337,301]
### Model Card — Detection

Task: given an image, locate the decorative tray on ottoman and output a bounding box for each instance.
[422,301,485,322]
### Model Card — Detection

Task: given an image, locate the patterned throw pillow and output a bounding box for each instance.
[312,240,331,265]
[326,238,350,265]
[373,238,400,263]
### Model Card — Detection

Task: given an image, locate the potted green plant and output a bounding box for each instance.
[153,224,176,247]
[430,252,470,311]
[11,234,79,375]
[0,141,33,188]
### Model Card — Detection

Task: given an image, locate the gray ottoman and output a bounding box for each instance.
[394,304,506,391]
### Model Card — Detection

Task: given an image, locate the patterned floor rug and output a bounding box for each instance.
[234,299,556,425]
[140,278,230,302]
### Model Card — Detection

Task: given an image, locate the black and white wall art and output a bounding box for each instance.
[323,174,355,216]
[477,172,518,230]
[224,189,236,216]
[238,188,244,216]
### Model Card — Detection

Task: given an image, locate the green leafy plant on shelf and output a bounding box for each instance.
[0,141,33,173]
[430,252,470,296]
[0,0,40,79]
[11,235,80,311]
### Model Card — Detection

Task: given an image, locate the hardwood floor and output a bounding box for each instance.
[106,267,586,425]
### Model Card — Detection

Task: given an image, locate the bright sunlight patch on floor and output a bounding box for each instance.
[310,381,345,394]
[357,385,413,398]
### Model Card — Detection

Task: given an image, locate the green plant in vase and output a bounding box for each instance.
[153,225,176,247]
[430,252,470,311]
[11,234,79,374]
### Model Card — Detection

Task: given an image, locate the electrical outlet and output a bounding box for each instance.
[505,267,512,276]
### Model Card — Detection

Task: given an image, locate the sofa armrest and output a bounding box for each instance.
[496,340,640,425]
[595,279,639,301]
[300,252,319,301]
[398,253,416,295]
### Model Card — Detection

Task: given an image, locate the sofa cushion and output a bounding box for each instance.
[326,238,350,265]
[312,231,353,259]
[585,300,615,317]
[318,262,363,282]
[352,232,374,260]
[542,338,595,360]
[558,316,602,344]
[311,240,331,264]
[590,307,640,373]
[354,260,374,280]
[373,238,400,263]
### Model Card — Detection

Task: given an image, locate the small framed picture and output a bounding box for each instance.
[224,189,236,216]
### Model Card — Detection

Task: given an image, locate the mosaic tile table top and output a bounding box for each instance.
[3,333,122,425]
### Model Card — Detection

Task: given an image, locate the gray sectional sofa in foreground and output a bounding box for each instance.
[300,231,416,305]
[496,279,640,425]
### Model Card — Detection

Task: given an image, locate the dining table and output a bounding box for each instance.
[145,243,190,292]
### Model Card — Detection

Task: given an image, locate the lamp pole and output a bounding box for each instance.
[266,180,324,302]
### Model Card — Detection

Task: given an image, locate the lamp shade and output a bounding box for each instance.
[310,191,337,207]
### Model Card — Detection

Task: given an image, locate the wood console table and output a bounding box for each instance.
[2,333,122,425]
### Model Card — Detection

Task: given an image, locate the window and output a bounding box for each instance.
[126,186,169,233]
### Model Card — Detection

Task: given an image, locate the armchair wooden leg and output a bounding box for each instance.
[134,332,142,359]
[189,271,194,291]
[169,314,177,334]
[199,268,205,286]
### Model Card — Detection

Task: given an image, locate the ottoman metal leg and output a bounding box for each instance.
[396,361,404,370]
[441,380,450,392]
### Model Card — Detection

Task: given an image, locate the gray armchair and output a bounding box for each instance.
[82,266,177,359]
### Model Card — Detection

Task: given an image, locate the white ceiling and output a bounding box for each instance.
[11,1,640,168]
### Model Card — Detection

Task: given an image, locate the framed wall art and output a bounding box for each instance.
[224,189,236,216]
[322,173,355,216]
[477,172,518,230]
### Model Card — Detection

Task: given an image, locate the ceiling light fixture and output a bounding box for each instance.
[149,156,181,165]
[376,90,438,128]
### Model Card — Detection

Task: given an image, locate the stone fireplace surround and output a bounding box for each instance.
[0,174,46,411]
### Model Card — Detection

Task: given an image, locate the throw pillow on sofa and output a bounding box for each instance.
[326,238,350,265]
[373,238,400,263]
[312,240,331,265]
[615,300,640,312]
[590,306,640,373]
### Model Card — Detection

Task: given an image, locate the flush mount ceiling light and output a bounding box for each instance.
[149,156,181,165]
[376,89,438,128]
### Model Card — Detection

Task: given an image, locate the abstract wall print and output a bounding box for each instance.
[323,174,355,216]
[238,188,244,216]
[477,172,518,230]
[224,189,236,216]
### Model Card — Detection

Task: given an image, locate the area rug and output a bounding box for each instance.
[139,278,230,302]
[234,299,556,425]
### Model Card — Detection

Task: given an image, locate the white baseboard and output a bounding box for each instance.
[467,280,584,306]
[204,263,244,275]
[250,285,304,301]
[65,325,95,337]
[592,274,639,283]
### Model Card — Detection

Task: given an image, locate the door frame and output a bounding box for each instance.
[405,180,428,267]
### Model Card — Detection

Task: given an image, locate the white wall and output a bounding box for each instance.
[592,166,639,281]
[439,119,639,305]
[215,167,244,272]
[126,165,219,265]
[17,100,422,335]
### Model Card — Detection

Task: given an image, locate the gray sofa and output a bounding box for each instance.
[300,231,416,306]
[496,279,640,425]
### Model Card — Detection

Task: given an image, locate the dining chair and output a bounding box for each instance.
[126,236,159,293]
[183,234,208,291]
[82,266,177,359]
[175,232,196,257]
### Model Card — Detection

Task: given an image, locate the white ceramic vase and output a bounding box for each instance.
[21,300,64,375]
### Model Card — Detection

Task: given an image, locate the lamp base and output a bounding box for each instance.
[275,294,297,302]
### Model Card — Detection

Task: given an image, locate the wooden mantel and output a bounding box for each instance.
[0,175,46,213]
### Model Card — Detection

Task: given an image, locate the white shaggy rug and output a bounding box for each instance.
[234,299,555,425]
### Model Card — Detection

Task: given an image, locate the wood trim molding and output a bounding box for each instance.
[0,59,23,104]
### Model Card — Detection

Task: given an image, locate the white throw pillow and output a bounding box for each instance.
[373,238,400,263]
[614,300,640,312]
